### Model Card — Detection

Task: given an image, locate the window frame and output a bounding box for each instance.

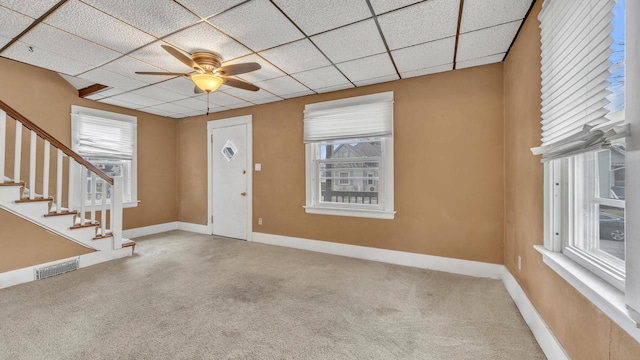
[70,105,138,209]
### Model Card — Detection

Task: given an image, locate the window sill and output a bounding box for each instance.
[79,200,139,210]
[303,206,395,219]
[534,245,640,342]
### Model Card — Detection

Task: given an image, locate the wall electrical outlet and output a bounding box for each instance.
[518,256,522,271]
[258,218,263,225]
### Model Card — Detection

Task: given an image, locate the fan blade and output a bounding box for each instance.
[216,63,261,76]
[194,85,204,94]
[161,44,203,72]
[223,77,259,91]
[135,71,189,76]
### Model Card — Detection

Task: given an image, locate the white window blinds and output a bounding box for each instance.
[303,91,393,143]
[72,113,136,160]
[532,0,629,161]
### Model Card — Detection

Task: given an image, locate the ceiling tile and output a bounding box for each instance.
[223,88,276,102]
[0,35,9,48]
[176,0,245,19]
[164,22,250,62]
[391,37,455,73]
[272,0,371,35]
[400,63,452,79]
[315,83,355,94]
[206,92,246,106]
[259,39,330,74]
[100,56,168,84]
[369,0,423,15]
[377,0,459,50]
[254,76,310,97]
[145,102,193,114]
[85,92,106,100]
[156,77,199,97]
[44,0,155,54]
[129,41,195,73]
[2,41,95,75]
[291,66,350,90]
[281,90,314,99]
[311,19,386,64]
[0,0,59,18]
[81,0,200,38]
[176,109,208,118]
[58,73,94,89]
[109,92,164,108]
[252,96,284,105]
[130,86,188,102]
[139,107,179,117]
[78,68,147,91]
[456,21,521,62]
[87,87,127,99]
[0,6,32,40]
[226,54,286,83]
[11,23,120,70]
[353,74,399,87]
[456,53,505,69]
[226,102,253,109]
[461,0,531,33]
[336,53,396,83]
[98,97,139,110]
[209,0,304,52]
[168,97,207,110]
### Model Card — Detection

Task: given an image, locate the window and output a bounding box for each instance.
[71,106,138,208]
[536,0,640,329]
[304,92,395,219]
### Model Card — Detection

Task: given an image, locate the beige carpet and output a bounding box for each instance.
[0,231,544,359]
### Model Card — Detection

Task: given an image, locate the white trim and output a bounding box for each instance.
[535,245,640,343]
[177,222,210,234]
[251,232,504,279]
[122,221,178,239]
[303,206,396,219]
[207,115,253,240]
[0,247,131,290]
[502,270,569,360]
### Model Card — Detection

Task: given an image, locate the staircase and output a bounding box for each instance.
[0,101,134,287]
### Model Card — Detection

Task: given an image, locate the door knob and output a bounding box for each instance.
[241,192,247,196]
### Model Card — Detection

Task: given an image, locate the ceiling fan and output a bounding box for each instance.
[135,45,261,94]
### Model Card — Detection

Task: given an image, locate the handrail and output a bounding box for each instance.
[0,100,113,185]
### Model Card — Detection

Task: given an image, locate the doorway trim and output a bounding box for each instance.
[207,115,253,240]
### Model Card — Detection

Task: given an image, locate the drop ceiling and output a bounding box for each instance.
[0,0,533,118]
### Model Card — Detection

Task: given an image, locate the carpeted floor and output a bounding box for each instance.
[0,231,545,359]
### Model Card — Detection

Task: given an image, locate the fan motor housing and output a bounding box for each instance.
[191,52,222,72]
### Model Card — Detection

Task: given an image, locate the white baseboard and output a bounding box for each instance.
[123,222,178,239]
[502,270,569,360]
[251,232,505,279]
[177,222,210,234]
[0,247,133,290]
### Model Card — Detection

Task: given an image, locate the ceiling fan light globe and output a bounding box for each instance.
[191,74,223,92]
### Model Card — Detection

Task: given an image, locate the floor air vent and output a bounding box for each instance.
[35,259,79,280]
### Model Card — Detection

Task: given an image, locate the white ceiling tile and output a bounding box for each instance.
[272,0,371,35]
[78,68,147,91]
[259,39,330,74]
[0,35,10,48]
[226,55,286,83]
[88,87,127,99]
[140,107,179,117]
[58,73,94,89]
[109,92,164,108]
[206,105,231,113]
[456,21,521,61]
[101,56,168,84]
[311,19,386,64]
[378,0,459,50]
[281,90,314,99]
[130,86,188,103]
[456,53,505,69]
[400,63,452,78]
[315,83,355,94]
[81,0,200,38]
[291,66,350,90]
[336,53,396,83]
[0,6,32,39]
[98,97,139,110]
[85,93,106,100]
[164,22,250,62]
[223,88,276,102]
[353,74,399,87]
[461,0,531,33]
[176,0,245,19]
[225,101,253,109]
[369,0,422,15]
[254,76,310,96]
[3,41,94,75]
[252,96,284,105]
[129,41,195,73]
[0,0,59,18]
[209,0,304,52]
[156,77,198,97]
[44,1,155,54]
[176,109,208,118]
[206,92,246,106]
[168,97,207,110]
[146,102,193,114]
[391,37,455,73]
[12,23,120,69]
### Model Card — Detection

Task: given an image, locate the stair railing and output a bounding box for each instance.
[0,100,122,248]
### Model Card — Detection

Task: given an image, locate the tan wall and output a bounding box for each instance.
[0,57,178,230]
[504,1,640,358]
[178,64,505,264]
[0,209,93,272]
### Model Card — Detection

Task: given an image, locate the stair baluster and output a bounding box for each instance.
[42,141,50,199]
[28,131,36,199]
[0,110,5,181]
[55,149,63,213]
[13,122,21,183]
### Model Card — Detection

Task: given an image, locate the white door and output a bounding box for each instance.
[210,123,248,239]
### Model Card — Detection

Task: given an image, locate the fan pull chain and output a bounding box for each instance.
[207,92,210,116]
